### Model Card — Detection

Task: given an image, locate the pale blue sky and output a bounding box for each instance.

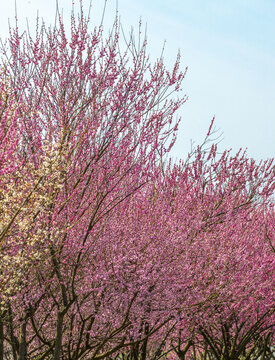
[1,0,274,161]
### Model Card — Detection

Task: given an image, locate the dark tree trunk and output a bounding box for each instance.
[0,314,4,360]
[53,311,64,360]
[18,320,27,360]
[8,304,18,360]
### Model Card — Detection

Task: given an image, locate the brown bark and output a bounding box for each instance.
[0,314,3,360]
[53,311,65,360]
[18,320,27,360]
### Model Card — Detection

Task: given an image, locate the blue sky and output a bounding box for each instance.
[1,0,274,161]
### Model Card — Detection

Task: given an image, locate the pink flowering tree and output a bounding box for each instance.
[162,147,275,360]
[0,2,274,360]
[0,3,186,360]
[105,144,274,360]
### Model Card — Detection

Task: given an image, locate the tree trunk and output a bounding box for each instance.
[53,311,64,360]
[140,322,149,360]
[175,340,193,360]
[0,314,4,360]
[8,304,18,360]
[18,320,27,360]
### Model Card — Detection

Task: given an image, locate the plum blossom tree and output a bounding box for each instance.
[111,145,274,360]
[0,72,56,308]
[0,2,185,359]
[0,2,274,360]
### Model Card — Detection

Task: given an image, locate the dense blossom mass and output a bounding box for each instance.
[0,3,274,360]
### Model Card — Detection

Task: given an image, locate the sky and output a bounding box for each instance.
[0,0,274,161]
